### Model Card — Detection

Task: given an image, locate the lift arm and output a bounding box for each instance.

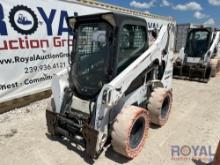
[204,31,220,61]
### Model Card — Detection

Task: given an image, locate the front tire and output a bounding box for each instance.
[147,88,172,126]
[111,106,149,158]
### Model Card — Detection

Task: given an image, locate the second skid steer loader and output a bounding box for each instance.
[173,27,220,82]
[46,12,175,159]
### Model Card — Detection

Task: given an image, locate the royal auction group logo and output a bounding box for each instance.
[9,5,38,35]
[171,145,215,162]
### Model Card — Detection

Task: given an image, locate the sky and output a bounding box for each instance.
[98,0,220,27]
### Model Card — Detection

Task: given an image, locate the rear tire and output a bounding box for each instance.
[147,88,172,126]
[210,59,218,77]
[111,106,149,158]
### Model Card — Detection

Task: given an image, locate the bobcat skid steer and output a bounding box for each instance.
[173,27,220,82]
[46,12,175,159]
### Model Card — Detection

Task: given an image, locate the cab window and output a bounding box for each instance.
[117,24,147,73]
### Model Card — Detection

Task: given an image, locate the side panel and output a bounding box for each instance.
[51,68,69,113]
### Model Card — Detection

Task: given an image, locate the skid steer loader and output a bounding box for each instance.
[46,12,175,159]
[173,27,220,82]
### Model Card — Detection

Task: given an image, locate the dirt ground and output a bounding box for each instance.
[0,75,220,165]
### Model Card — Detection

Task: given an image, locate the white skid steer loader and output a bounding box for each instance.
[173,27,220,82]
[46,12,175,159]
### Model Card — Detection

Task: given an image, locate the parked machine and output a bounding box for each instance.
[173,27,220,82]
[46,12,175,159]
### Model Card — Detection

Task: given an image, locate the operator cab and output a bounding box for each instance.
[68,12,148,99]
[184,28,212,60]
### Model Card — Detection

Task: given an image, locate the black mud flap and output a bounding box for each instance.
[82,124,99,158]
[46,110,58,135]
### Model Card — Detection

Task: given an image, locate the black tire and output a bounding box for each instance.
[111,106,149,158]
[210,59,218,77]
[147,88,172,126]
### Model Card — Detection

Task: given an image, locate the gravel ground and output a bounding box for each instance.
[0,76,220,165]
